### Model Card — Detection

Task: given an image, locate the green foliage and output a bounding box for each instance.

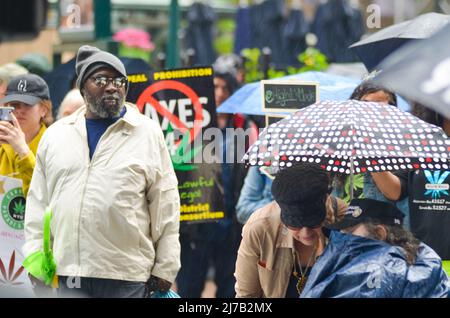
[118,44,151,62]
[297,47,329,73]
[214,19,236,55]
[241,48,263,83]
[240,47,329,82]
[267,68,286,79]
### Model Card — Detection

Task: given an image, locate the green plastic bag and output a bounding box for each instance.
[23,207,57,287]
[443,260,450,277]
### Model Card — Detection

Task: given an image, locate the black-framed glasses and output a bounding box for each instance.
[90,76,127,88]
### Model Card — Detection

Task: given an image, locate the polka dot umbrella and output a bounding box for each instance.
[243,100,450,198]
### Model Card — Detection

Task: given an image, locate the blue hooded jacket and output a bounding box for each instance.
[300,231,450,298]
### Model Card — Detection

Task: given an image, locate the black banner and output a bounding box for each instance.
[136,67,225,223]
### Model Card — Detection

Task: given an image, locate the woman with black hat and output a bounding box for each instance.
[0,73,53,196]
[234,162,347,298]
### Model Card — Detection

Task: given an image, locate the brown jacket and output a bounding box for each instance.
[234,196,347,298]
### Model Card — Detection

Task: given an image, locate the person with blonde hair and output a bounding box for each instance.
[0,63,28,99]
[235,162,347,298]
[57,88,84,119]
[0,73,53,197]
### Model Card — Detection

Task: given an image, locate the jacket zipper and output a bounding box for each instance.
[77,117,125,274]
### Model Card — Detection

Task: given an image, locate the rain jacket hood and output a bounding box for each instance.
[301,231,450,298]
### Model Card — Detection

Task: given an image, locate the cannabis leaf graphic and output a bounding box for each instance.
[13,200,25,215]
[0,251,25,286]
[166,124,201,172]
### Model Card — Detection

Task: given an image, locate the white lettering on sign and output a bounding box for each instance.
[425,183,449,191]
[421,57,450,103]
[178,98,194,126]
[143,97,211,129]
[158,99,178,130]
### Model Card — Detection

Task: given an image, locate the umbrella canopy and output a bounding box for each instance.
[372,23,450,120]
[243,100,450,174]
[350,12,450,71]
[217,71,360,116]
[43,57,153,116]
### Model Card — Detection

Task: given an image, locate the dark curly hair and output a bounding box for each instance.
[350,80,397,106]
[213,71,239,96]
[364,219,421,265]
[411,102,442,127]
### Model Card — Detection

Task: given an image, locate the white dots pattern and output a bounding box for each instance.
[244,100,450,173]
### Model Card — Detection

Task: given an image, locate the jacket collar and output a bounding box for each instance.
[276,223,295,249]
[28,124,47,153]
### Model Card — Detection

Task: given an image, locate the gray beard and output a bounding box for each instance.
[83,90,124,118]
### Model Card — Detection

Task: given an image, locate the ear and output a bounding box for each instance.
[38,104,47,118]
[374,225,388,241]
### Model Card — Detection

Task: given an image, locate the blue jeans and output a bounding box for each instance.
[57,276,147,298]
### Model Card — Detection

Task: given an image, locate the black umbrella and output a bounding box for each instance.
[43,57,153,116]
[244,100,450,193]
[350,12,450,71]
[372,23,450,120]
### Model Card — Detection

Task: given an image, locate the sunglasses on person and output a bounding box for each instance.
[90,76,128,88]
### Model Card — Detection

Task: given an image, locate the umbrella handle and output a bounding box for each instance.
[349,157,354,201]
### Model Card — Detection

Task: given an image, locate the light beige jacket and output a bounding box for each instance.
[235,197,346,298]
[24,104,181,283]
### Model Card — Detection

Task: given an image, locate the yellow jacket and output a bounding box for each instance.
[0,124,46,197]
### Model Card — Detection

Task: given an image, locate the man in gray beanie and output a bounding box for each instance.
[75,45,127,90]
[75,45,128,119]
[24,45,181,298]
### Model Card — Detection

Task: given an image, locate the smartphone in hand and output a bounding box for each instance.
[0,107,14,123]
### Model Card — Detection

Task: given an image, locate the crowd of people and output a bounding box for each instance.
[0,43,449,298]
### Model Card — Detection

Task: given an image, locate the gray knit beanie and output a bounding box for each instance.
[75,45,127,89]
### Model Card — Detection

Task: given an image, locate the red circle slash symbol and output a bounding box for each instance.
[136,80,204,145]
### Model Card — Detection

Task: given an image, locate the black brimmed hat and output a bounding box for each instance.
[0,74,50,106]
[327,198,404,230]
[272,163,329,228]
